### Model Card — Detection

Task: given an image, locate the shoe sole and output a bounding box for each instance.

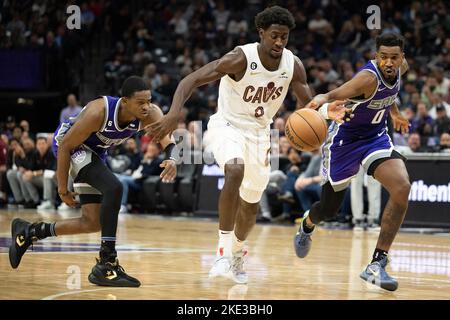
[360,274,398,291]
[209,270,247,284]
[88,273,141,287]
[9,218,25,269]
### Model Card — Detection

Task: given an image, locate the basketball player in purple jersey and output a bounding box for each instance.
[9,76,177,287]
[294,33,411,291]
[148,7,348,284]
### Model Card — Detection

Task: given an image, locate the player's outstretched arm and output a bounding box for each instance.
[147,48,246,142]
[306,71,377,122]
[290,56,347,122]
[56,99,104,206]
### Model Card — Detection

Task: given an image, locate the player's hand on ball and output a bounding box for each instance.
[146,113,178,143]
[328,100,353,123]
[160,159,177,183]
[392,114,410,134]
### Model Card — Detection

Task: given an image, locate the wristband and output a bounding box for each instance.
[318,103,330,120]
[163,142,178,162]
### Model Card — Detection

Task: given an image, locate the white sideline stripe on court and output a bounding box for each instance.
[42,284,192,300]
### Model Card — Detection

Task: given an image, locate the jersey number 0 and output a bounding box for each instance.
[371,109,386,124]
[254,106,264,118]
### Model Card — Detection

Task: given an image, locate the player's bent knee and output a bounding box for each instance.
[240,189,263,204]
[105,179,123,199]
[392,180,411,203]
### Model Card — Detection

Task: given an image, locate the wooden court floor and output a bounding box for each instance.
[0,209,449,300]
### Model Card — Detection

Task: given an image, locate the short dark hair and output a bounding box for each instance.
[376,33,404,51]
[255,6,296,30]
[121,76,149,98]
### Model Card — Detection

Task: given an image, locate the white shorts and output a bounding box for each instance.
[207,116,271,203]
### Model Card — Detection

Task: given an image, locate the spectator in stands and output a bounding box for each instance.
[293,149,321,213]
[276,147,305,221]
[132,41,153,74]
[273,117,286,136]
[20,136,56,210]
[119,142,162,213]
[407,132,427,153]
[308,10,334,38]
[5,116,17,140]
[0,135,7,205]
[60,94,82,123]
[433,105,450,137]
[279,136,291,156]
[12,127,23,142]
[6,139,31,207]
[414,102,435,146]
[439,133,450,152]
[351,166,381,231]
[142,63,162,91]
[432,67,449,98]
[111,139,143,213]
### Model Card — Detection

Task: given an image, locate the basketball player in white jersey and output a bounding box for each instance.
[149,6,347,283]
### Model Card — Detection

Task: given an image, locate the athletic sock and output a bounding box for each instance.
[100,237,117,263]
[217,230,232,258]
[232,232,245,254]
[31,222,57,240]
[302,217,315,234]
[372,248,388,263]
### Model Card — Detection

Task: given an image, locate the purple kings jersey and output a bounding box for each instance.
[334,60,400,138]
[321,60,401,191]
[52,96,141,161]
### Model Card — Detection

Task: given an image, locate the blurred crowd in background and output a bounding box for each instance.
[0,0,449,228]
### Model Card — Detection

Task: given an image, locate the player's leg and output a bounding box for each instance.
[9,196,101,269]
[351,167,365,230]
[73,155,140,287]
[359,150,409,291]
[229,196,258,284]
[226,134,271,284]
[294,182,347,258]
[372,158,410,251]
[207,119,246,279]
[209,160,244,278]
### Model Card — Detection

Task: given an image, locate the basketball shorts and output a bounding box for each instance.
[207,116,271,203]
[321,126,404,192]
[70,146,105,197]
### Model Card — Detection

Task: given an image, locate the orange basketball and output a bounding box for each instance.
[285,108,328,151]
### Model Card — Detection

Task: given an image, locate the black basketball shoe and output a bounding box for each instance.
[88,258,141,287]
[9,218,37,269]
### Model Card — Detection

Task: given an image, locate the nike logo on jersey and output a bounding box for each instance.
[378,87,387,92]
[377,130,385,137]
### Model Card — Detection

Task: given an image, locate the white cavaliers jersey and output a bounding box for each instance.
[213,42,295,130]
